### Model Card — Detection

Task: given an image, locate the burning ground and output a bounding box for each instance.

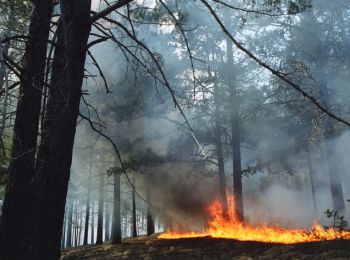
[159,195,350,244]
[61,235,350,259]
[61,194,350,259]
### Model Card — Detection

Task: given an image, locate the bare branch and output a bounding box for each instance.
[200,0,350,127]
[159,0,198,99]
[212,0,290,16]
[87,36,111,49]
[87,50,111,93]
[1,34,56,46]
[94,18,208,158]
[90,0,134,23]
[0,81,20,97]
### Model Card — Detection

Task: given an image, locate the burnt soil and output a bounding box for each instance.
[61,234,350,259]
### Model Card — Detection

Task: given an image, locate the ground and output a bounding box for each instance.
[61,234,350,259]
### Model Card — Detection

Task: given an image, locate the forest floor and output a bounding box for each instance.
[61,234,350,259]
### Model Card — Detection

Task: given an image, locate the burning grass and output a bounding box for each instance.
[159,195,350,244]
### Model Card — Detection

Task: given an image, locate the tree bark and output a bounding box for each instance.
[132,179,137,238]
[79,203,83,246]
[96,173,105,245]
[105,205,110,241]
[111,172,122,244]
[146,187,155,235]
[61,213,66,249]
[0,1,53,258]
[213,80,228,217]
[83,173,91,245]
[91,200,95,244]
[226,39,244,222]
[22,1,92,258]
[306,142,318,215]
[66,199,74,248]
[74,201,78,247]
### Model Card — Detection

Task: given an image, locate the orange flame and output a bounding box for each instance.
[159,195,350,244]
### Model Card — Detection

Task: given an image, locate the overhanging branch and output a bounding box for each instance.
[200,0,350,127]
[90,0,134,22]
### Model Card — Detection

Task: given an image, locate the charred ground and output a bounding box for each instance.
[61,234,350,259]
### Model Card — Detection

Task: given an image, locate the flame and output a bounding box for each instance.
[159,195,350,244]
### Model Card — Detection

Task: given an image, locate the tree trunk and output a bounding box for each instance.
[83,173,91,245]
[213,80,228,217]
[105,205,110,241]
[0,1,53,258]
[146,188,155,236]
[306,143,318,215]
[79,204,83,246]
[226,39,244,222]
[132,178,137,237]
[96,173,105,245]
[66,199,74,248]
[317,69,345,213]
[324,140,345,213]
[74,201,78,247]
[111,172,122,244]
[22,1,92,258]
[91,200,95,244]
[61,213,66,249]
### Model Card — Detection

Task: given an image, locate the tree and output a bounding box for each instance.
[213,77,229,217]
[0,0,53,258]
[0,0,94,258]
[96,172,105,245]
[146,186,155,236]
[276,1,347,212]
[83,169,92,245]
[111,168,122,244]
[226,39,244,222]
[131,178,137,237]
[65,199,74,248]
[105,203,111,241]
[2,0,350,258]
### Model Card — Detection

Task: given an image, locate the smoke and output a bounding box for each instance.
[63,0,350,240]
[144,164,220,232]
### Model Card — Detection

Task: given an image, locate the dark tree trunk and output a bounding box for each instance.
[324,140,345,213]
[231,116,244,221]
[132,179,137,237]
[111,173,122,244]
[227,39,244,222]
[66,199,74,248]
[61,213,66,249]
[22,1,92,258]
[105,205,110,241]
[91,200,95,244]
[74,201,78,247]
[96,173,105,245]
[213,81,228,217]
[317,70,345,213]
[83,174,91,245]
[0,1,53,258]
[146,188,155,236]
[78,204,83,246]
[306,143,318,215]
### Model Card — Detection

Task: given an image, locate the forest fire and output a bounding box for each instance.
[159,195,350,244]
